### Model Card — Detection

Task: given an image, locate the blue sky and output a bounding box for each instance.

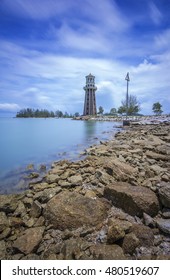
[0,0,170,116]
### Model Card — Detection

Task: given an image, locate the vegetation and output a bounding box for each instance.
[110,108,117,115]
[152,102,163,115]
[98,106,104,114]
[117,95,141,115]
[16,108,77,118]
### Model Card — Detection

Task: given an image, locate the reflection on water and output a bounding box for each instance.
[83,120,96,141]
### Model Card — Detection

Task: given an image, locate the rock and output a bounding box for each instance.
[34,187,62,203]
[131,224,154,246]
[143,213,155,228]
[22,197,33,208]
[39,165,46,171]
[9,217,25,227]
[44,191,110,230]
[34,216,45,227]
[156,219,170,234]
[122,233,140,254]
[104,182,159,217]
[30,182,56,192]
[0,194,20,213]
[0,212,9,232]
[90,244,127,260]
[30,200,42,218]
[14,201,26,217]
[26,164,34,171]
[103,158,137,182]
[61,238,92,260]
[68,175,83,186]
[107,218,132,244]
[158,185,170,208]
[95,170,113,185]
[13,227,45,254]
[21,254,41,260]
[45,174,60,184]
[0,240,6,259]
[162,208,170,218]
[58,180,72,188]
[0,226,11,240]
[145,151,168,161]
[150,165,167,175]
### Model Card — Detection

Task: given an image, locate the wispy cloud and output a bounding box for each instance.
[0,0,170,115]
[0,0,72,20]
[149,1,163,25]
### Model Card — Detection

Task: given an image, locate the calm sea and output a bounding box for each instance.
[0,118,122,193]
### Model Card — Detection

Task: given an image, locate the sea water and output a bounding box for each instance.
[0,118,121,193]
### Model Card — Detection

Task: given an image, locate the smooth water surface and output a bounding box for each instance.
[0,118,121,193]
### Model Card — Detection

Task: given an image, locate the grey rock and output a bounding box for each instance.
[158,185,170,208]
[156,219,170,234]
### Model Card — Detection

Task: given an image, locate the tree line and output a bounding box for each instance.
[16,108,80,118]
[98,95,163,116]
[16,98,164,118]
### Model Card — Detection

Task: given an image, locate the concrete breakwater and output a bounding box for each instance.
[0,122,170,260]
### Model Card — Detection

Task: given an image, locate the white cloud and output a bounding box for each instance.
[0,103,20,111]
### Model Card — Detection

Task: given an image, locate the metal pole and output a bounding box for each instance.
[125,72,130,120]
[123,72,130,126]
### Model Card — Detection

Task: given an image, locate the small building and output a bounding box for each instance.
[83,73,97,115]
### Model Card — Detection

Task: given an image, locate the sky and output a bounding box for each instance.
[0,0,170,116]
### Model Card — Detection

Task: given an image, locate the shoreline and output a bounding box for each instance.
[0,121,170,260]
[0,121,121,195]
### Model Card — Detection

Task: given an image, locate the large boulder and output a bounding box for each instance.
[44,191,110,230]
[104,182,159,217]
[13,227,45,255]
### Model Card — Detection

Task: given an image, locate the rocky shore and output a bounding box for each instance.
[0,121,170,260]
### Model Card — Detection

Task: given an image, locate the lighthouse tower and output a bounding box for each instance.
[83,73,97,115]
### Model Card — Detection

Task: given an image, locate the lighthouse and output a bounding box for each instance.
[83,73,97,115]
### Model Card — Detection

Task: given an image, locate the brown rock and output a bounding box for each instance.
[0,212,9,232]
[104,182,159,217]
[45,174,60,184]
[131,224,154,246]
[122,232,140,254]
[68,175,83,186]
[34,187,62,203]
[0,194,20,213]
[44,191,110,230]
[13,227,45,254]
[0,240,6,259]
[103,158,137,182]
[145,151,168,161]
[30,200,42,218]
[107,218,132,244]
[90,244,127,260]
